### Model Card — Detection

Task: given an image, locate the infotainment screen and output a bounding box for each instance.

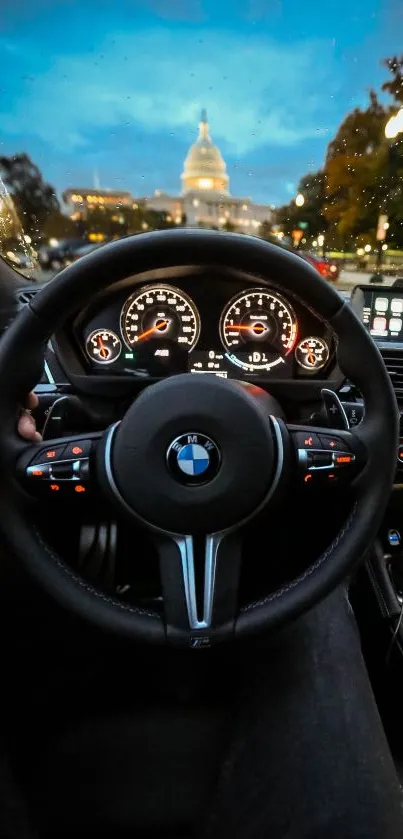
[351,285,403,344]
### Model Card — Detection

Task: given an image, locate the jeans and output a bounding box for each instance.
[207,587,403,839]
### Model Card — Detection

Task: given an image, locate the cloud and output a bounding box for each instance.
[1,27,339,156]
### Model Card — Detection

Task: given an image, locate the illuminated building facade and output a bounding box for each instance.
[62,111,273,234]
[62,188,134,220]
[145,110,273,232]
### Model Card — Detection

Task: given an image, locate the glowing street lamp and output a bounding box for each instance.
[295,193,305,207]
[385,108,403,140]
[372,109,403,281]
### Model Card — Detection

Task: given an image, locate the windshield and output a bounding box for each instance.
[0,1,402,291]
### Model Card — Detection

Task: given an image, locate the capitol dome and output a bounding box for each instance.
[181,109,229,195]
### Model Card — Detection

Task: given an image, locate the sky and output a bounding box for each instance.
[0,0,402,206]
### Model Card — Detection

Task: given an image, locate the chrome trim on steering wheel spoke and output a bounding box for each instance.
[173,533,222,630]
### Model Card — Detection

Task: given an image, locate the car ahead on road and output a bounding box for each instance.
[298,252,340,281]
[265,237,340,282]
[69,241,105,261]
[38,239,89,271]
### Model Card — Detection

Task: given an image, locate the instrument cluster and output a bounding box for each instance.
[75,274,335,381]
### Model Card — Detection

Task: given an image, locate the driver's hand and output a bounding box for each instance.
[18,392,42,442]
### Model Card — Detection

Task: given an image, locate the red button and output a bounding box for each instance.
[63,440,92,459]
[319,434,350,453]
[30,445,66,465]
[294,432,321,450]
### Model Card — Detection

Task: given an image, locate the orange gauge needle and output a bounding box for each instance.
[97,335,109,359]
[134,319,169,343]
[307,350,316,365]
[225,323,266,334]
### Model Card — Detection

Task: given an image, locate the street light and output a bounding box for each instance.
[385,108,403,140]
[295,193,305,207]
[369,110,403,283]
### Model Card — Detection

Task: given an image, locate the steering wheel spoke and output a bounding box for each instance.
[154,530,242,647]
[287,424,366,489]
[17,432,103,499]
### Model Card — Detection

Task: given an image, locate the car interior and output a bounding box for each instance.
[1,228,403,837]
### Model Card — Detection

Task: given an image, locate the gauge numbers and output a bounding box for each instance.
[86,329,122,365]
[120,284,200,350]
[295,337,329,371]
[220,288,297,372]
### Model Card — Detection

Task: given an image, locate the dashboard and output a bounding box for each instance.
[60,268,338,385]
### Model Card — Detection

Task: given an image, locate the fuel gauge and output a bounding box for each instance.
[295,337,329,371]
[86,329,122,365]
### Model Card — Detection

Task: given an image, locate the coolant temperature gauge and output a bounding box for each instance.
[86,329,122,365]
[295,337,329,371]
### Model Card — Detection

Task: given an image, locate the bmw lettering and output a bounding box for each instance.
[166,433,221,485]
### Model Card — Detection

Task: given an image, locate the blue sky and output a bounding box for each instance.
[0,0,401,205]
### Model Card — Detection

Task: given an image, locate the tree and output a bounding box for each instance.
[222,219,236,233]
[0,190,21,245]
[381,55,403,247]
[382,56,403,105]
[275,171,327,246]
[143,209,176,230]
[259,220,273,240]
[324,91,391,248]
[41,209,77,240]
[0,153,59,242]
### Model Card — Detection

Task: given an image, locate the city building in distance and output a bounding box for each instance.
[145,110,273,232]
[62,188,134,220]
[63,110,273,233]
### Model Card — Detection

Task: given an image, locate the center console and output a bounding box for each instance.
[351,283,403,653]
[351,284,403,348]
[351,284,403,481]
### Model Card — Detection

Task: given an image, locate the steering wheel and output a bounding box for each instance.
[0,230,398,647]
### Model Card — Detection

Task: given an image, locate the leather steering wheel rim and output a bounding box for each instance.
[0,229,398,644]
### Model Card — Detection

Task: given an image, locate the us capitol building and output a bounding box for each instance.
[145,110,273,231]
[63,110,273,232]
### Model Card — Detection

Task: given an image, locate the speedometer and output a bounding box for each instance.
[220,288,297,373]
[120,284,200,351]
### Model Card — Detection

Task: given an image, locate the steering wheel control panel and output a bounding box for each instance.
[22,435,100,497]
[290,427,356,487]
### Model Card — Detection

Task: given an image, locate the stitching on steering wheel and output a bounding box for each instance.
[32,525,159,619]
[241,502,358,613]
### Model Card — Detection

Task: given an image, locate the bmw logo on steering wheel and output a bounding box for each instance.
[166,433,221,485]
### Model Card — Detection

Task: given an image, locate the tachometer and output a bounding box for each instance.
[120,284,200,351]
[220,288,297,372]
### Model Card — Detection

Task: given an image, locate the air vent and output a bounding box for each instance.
[15,287,39,308]
[380,349,403,395]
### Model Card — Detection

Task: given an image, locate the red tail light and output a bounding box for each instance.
[315,261,329,277]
